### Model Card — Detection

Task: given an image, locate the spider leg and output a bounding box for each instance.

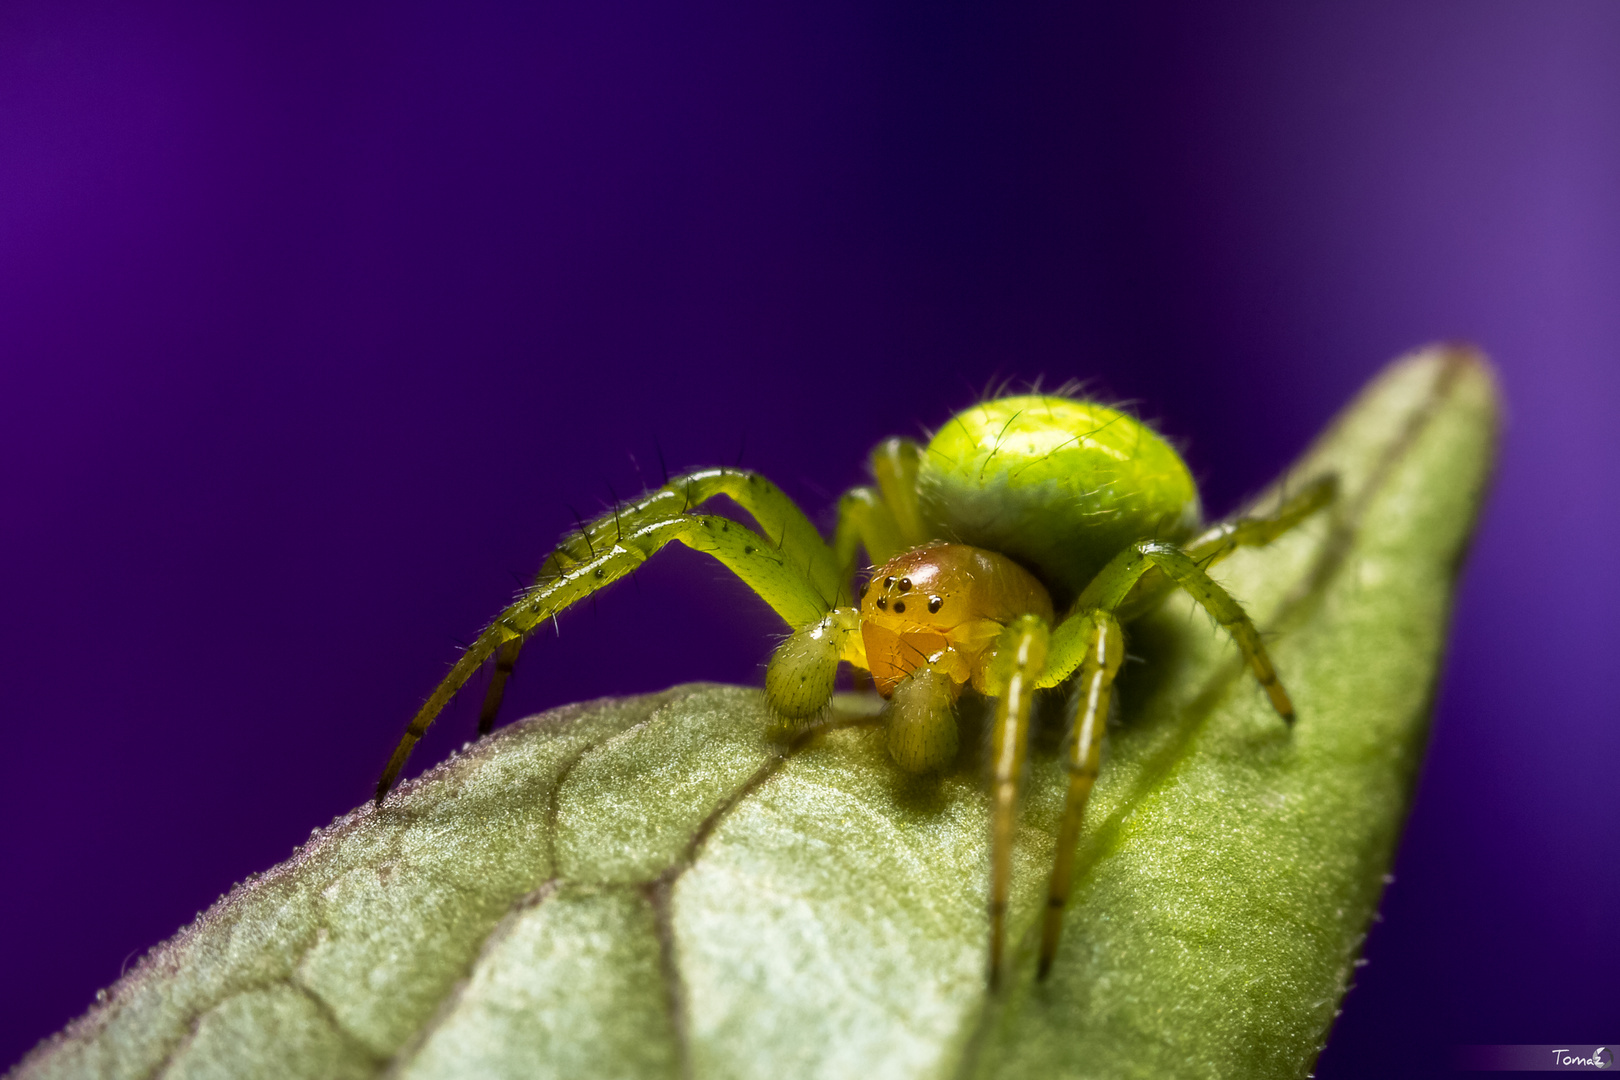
[1120,474,1337,618]
[1183,473,1338,564]
[981,613,1051,990]
[470,550,577,737]
[476,638,522,736]
[1023,538,1297,979]
[1077,540,1295,721]
[479,467,845,738]
[1037,611,1123,978]
[832,437,927,574]
[377,468,840,803]
[868,437,927,545]
[833,487,903,573]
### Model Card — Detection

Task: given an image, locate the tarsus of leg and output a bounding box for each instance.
[1074,540,1295,723]
[1038,611,1122,979]
[376,469,839,804]
[984,614,1050,990]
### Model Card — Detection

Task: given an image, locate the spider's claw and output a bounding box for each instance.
[1265,679,1296,725]
[1038,891,1070,981]
[375,735,418,806]
[987,887,1015,993]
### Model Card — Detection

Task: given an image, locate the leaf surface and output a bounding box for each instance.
[12,347,1499,1080]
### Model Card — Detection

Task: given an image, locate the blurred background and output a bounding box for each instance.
[2,2,1615,1074]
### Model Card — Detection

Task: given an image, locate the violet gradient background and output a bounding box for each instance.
[3,2,1617,1074]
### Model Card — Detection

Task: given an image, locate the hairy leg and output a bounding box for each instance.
[982,613,1051,989]
[377,469,839,803]
[868,437,927,545]
[1183,474,1337,565]
[475,467,845,738]
[1022,535,1303,980]
[1038,611,1123,978]
[832,437,927,575]
[476,638,522,736]
[1075,540,1295,722]
[1120,474,1336,619]
[832,487,903,574]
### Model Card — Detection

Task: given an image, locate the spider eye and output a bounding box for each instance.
[875,597,887,610]
[892,600,906,613]
[884,576,894,589]
[858,581,869,600]
[898,577,911,592]
[928,596,942,613]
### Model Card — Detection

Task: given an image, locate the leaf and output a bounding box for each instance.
[12,346,1499,1080]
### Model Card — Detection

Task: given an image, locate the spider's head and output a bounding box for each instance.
[858,542,1052,696]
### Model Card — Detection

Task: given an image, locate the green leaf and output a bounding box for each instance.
[12,347,1499,1080]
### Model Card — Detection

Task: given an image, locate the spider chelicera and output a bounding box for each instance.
[375,393,1335,987]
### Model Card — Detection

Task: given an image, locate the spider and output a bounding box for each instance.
[374,393,1335,987]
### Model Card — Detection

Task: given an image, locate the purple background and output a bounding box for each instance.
[3,2,1616,1074]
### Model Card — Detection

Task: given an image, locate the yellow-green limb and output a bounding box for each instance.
[1184,473,1338,564]
[1039,611,1123,979]
[1120,473,1338,618]
[376,469,840,803]
[1077,540,1295,723]
[833,488,903,574]
[984,614,1050,990]
[870,437,927,544]
[476,638,522,736]
[1020,481,1331,976]
[496,467,848,731]
[832,438,927,575]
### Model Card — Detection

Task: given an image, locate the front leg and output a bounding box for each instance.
[1038,611,1123,978]
[377,469,841,803]
[473,467,851,738]
[980,613,1051,990]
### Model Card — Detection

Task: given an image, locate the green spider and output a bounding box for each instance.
[375,394,1335,986]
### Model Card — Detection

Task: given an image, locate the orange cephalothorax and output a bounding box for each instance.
[858,541,1055,696]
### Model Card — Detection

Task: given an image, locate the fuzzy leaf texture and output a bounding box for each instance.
[12,346,1499,1080]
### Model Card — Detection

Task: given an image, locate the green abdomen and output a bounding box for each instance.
[917,395,1201,602]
